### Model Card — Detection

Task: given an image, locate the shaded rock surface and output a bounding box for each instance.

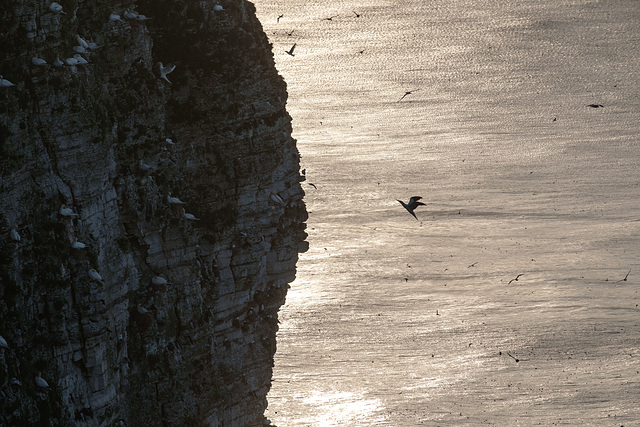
[0,0,307,425]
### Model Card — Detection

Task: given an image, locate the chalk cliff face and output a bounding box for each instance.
[0,0,307,425]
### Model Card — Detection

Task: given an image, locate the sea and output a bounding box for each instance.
[252,1,640,425]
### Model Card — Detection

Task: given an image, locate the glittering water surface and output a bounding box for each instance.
[254,0,640,425]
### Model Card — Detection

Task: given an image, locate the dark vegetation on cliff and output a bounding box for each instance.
[0,1,307,425]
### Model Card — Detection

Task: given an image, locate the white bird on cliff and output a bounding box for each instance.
[59,205,79,217]
[137,304,149,315]
[0,335,9,349]
[123,10,138,19]
[152,276,168,285]
[73,45,88,54]
[136,13,151,21]
[165,138,175,145]
[213,4,224,11]
[182,209,200,221]
[0,76,15,88]
[269,192,285,206]
[71,241,86,249]
[49,2,65,14]
[10,226,20,242]
[167,195,185,205]
[31,54,48,66]
[73,54,89,65]
[76,35,89,49]
[157,62,176,84]
[53,57,64,67]
[65,57,79,66]
[35,373,50,389]
[88,268,103,282]
[109,12,123,22]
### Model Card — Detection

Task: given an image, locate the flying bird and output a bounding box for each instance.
[398,89,419,102]
[277,14,284,23]
[322,15,338,21]
[587,104,604,108]
[158,62,176,84]
[397,196,425,220]
[285,43,296,56]
[353,11,361,17]
[508,274,524,284]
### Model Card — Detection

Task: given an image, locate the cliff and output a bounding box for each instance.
[0,0,307,425]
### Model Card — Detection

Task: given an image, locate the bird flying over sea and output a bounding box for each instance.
[398,89,419,102]
[285,43,296,56]
[397,196,425,220]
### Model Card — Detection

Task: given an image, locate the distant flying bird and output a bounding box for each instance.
[287,29,295,36]
[615,269,631,283]
[323,15,338,21]
[285,43,296,56]
[508,274,524,284]
[397,196,425,220]
[398,89,419,102]
[277,14,284,23]
[587,104,604,108]
[353,11,361,17]
[158,62,176,84]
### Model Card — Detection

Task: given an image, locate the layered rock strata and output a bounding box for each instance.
[0,0,307,425]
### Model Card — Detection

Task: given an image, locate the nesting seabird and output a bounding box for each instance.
[76,35,89,49]
[59,205,79,217]
[10,226,20,242]
[109,12,123,22]
[73,45,88,54]
[157,62,176,84]
[167,195,185,204]
[397,196,425,220]
[88,268,103,282]
[31,54,47,66]
[73,54,89,65]
[0,76,15,88]
[35,373,50,389]
[49,2,65,14]
[285,43,296,56]
[270,192,285,205]
[136,13,151,21]
[0,335,9,349]
[137,304,149,315]
[53,57,64,67]
[213,4,224,11]
[65,57,79,66]
[71,241,86,249]
[182,209,200,221]
[152,276,168,285]
[165,138,175,145]
[123,10,138,19]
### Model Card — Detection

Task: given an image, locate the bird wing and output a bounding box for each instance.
[290,43,296,54]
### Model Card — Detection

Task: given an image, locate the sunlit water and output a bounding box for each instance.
[253,0,640,425]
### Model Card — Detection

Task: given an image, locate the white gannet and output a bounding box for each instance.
[165,138,175,145]
[73,45,88,54]
[137,304,149,315]
[59,205,79,217]
[73,54,89,64]
[0,335,9,349]
[136,14,151,21]
[10,226,20,242]
[88,268,103,282]
[397,196,425,221]
[270,192,285,205]
[167,195,185,204]
[71,241,86,249]
[49,2,65,14]
[65,57,79,66]
[213,4,224,11]
[157,62,176,84]
[53,57,64,67]
[76,35,89,49]
[86,41,100,50]
[0,76,15,88]
[123,10,138,19]
[35,373,50,389]
[182,209,200,221]
[152,276,168,285]
[31,54,48,66]
[138,161,153,171]
[109,12,123,22]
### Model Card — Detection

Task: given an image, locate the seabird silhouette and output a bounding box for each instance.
[49,2,65,14]
[89,268,103,282]
[31,54,47,66]
[167,195,185,204]
[285,43,296,56]
[508,274,523,284]
[353,11,361,17]
[158,62,176,84]
[398,89,419,102]
[109,12,123,22]
[615,269,631,283]
[0,76,15,87]
[287,29,294,36]
[277,14,284,23]
[587,104,604,108]
[397,196,425,220]
[323,15,338,21]
[35,373,50,389]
